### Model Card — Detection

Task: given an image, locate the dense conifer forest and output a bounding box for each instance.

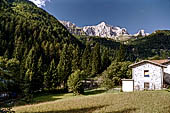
[0,0,84,101]
[0,0,113,100]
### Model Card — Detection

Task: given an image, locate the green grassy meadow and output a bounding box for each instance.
[13,90,170,113]
[31,89,107,104]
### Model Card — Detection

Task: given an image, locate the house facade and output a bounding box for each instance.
[122,59,170,91]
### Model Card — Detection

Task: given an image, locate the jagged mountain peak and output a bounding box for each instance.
[59,20,86,35]
[134,29,149,37]
[97,21,107,26]
[59,20,149,40]
[82,21,129,38]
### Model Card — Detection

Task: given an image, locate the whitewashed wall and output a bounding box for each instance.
[122,80,134,92]
[132,63,163,91]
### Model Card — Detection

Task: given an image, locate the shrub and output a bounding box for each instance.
[100,76,114,90]
[100,61,132,89]
[67,70,84,95]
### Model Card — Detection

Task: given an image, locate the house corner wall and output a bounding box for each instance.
[133,63,163,91]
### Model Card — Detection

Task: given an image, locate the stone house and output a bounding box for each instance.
[122,59,170,92]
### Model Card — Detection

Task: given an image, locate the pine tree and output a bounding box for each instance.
[43,70,52,90]
[72,45,80,72]
[67,70,83,95]
[57,44,72,90]
[49,59,58,88]
[87,52,93,76]
[25,69,33,93]
[101,48,110,71]
[3,49,9,58]
[49,43,55,58]
[91,43,101,76]
[25,46,36,69]
[13,36,23,60]
[81,44,91,71]
[115,44,126,62]
[36,56,44,90]
[24,47,40,91]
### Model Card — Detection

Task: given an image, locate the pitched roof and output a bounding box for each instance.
[151,59,170,64]
[129,60,167,68]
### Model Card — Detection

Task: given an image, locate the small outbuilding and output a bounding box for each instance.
[122,79,134,92]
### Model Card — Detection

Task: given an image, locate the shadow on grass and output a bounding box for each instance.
[15,89,106,106]
[24,105,107,113]
[106,108,138,113]
[32,93,65,103]
[83,89,106,96]
[13,94,64,107]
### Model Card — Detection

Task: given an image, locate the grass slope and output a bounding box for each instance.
[13,91,170,113]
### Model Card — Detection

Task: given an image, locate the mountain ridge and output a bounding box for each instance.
[60,20,149,40]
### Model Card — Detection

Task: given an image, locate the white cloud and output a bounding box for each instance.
[29,0,51,7]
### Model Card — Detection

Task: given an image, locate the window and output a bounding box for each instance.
[144,70,149,77]
[144,82,149,90]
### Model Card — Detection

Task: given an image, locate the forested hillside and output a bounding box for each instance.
[0,0,84,98]
[0,0,114,101]
[75,35,136,61]
[76,30,170,61]
[129,30,170,59]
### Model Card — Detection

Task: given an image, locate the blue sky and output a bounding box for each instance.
[31,0,170,34]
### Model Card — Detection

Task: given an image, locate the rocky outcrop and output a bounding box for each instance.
[82,22,129,39]
[59,20,86,36]
[133,30,149,37]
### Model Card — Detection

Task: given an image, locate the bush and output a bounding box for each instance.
[100,61,132,89]
[100,76,114,90]
[67,70,84,95]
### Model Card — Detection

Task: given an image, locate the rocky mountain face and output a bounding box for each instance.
[82,22,129,38]
[60,20,149,40]
[59,20,86,36]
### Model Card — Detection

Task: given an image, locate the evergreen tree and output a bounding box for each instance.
[3,49,9,58]
[24,47,41,91]
[115,44,126,62]
[49,59,58,88]
[67,70,83,95]
[87,52,93,76]
[43,70,52,90]
[101,48,110,71]
[81,44,91,71]
[36,56,44,90]
[57,44,72,90]
[72,45,80,72]
[91,43,101,76]
[25,69,33,94]
[25,46,36,69]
